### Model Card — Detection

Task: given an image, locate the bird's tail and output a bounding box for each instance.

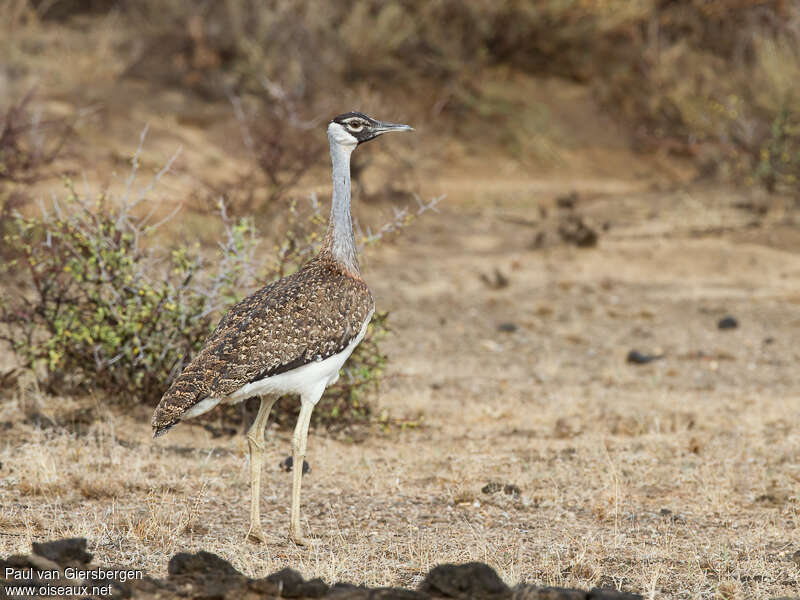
[152,421,178,438]
[151,374,207,438]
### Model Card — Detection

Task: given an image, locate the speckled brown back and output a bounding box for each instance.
[151,247,373,434]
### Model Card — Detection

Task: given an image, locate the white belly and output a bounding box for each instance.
[182,311,373,419]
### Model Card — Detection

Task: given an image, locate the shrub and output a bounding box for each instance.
[575,0,800,193]
[196,88,327,218]
[0,90,74,260]
[0,147,231,400]
[0,139,440,429]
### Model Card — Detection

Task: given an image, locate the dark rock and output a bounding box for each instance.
[717,316,738,330]
[556,191,579,209]
[480,269,511,290]
[626,350,661,365]
[755,490,790,506]
[558,215,598,248]
[498,322,518,333]
[168,551,258,599]
[328,582,362,596]
[419,562,510,599]
[658,508,685,524]
[267,568,328,598]
[328,582,426,599]
[482,482,503,494]
[511,586,586,599]
[483,482,521,496]
[32,538,92,566]
[247,577,286,596]
[281,456,311,474]
[168,551,242,579]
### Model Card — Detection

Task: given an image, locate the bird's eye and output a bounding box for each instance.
[346,120,364,131]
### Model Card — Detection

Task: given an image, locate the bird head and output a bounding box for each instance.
[328,112,413,147]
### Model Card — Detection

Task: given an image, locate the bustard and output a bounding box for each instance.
[151,112,413,544]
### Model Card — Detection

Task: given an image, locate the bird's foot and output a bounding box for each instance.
[289,531,312,547]
[246,526,268,544]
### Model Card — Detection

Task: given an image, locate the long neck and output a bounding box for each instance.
[324,134,359,274]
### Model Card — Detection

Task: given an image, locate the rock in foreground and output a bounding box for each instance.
[0,538,645,599]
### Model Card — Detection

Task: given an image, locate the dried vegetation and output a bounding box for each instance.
[1,2,800,599]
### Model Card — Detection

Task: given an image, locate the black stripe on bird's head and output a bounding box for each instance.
[330,112,413,145]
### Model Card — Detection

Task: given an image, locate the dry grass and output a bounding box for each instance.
[2,6,800,598]
[2,174,800,598]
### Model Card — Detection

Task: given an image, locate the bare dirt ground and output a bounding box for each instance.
[3,164,800,599]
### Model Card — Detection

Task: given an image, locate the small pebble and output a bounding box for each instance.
[280,456,310,474]
[482,482,503,494]
[558,215,598,248]
[556,191,579,209]
[718,316,738,330]
[497,322,517,333]
[480,268,510,290]
[626,350,660,364]
[481,482,521,496]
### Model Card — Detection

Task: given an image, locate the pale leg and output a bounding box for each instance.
[246,396,276,543]
[289,386,324,545]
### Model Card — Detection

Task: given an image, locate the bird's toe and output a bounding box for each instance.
[247,527,269,544]
[289,533,313,547]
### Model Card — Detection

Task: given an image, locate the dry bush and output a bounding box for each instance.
[565,0,800,191]
[119,1,495,99]
[0,133,440,429]
[0,90,75,259]
[0,89,72,185]
[192,87,328,218]
[0,141,238,401]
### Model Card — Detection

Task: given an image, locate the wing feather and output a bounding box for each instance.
[151,257,373,433]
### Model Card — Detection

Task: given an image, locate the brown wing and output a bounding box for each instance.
[151,256,373,434]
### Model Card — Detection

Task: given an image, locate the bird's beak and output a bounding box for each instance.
[373,121,414,136]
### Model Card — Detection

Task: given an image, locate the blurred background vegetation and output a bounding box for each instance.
[4,0,800,189]
[1,0,798,431]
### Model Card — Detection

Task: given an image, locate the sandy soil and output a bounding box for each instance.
[2,166,800,599]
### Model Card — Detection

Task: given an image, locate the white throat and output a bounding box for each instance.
[327,122,358,148]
